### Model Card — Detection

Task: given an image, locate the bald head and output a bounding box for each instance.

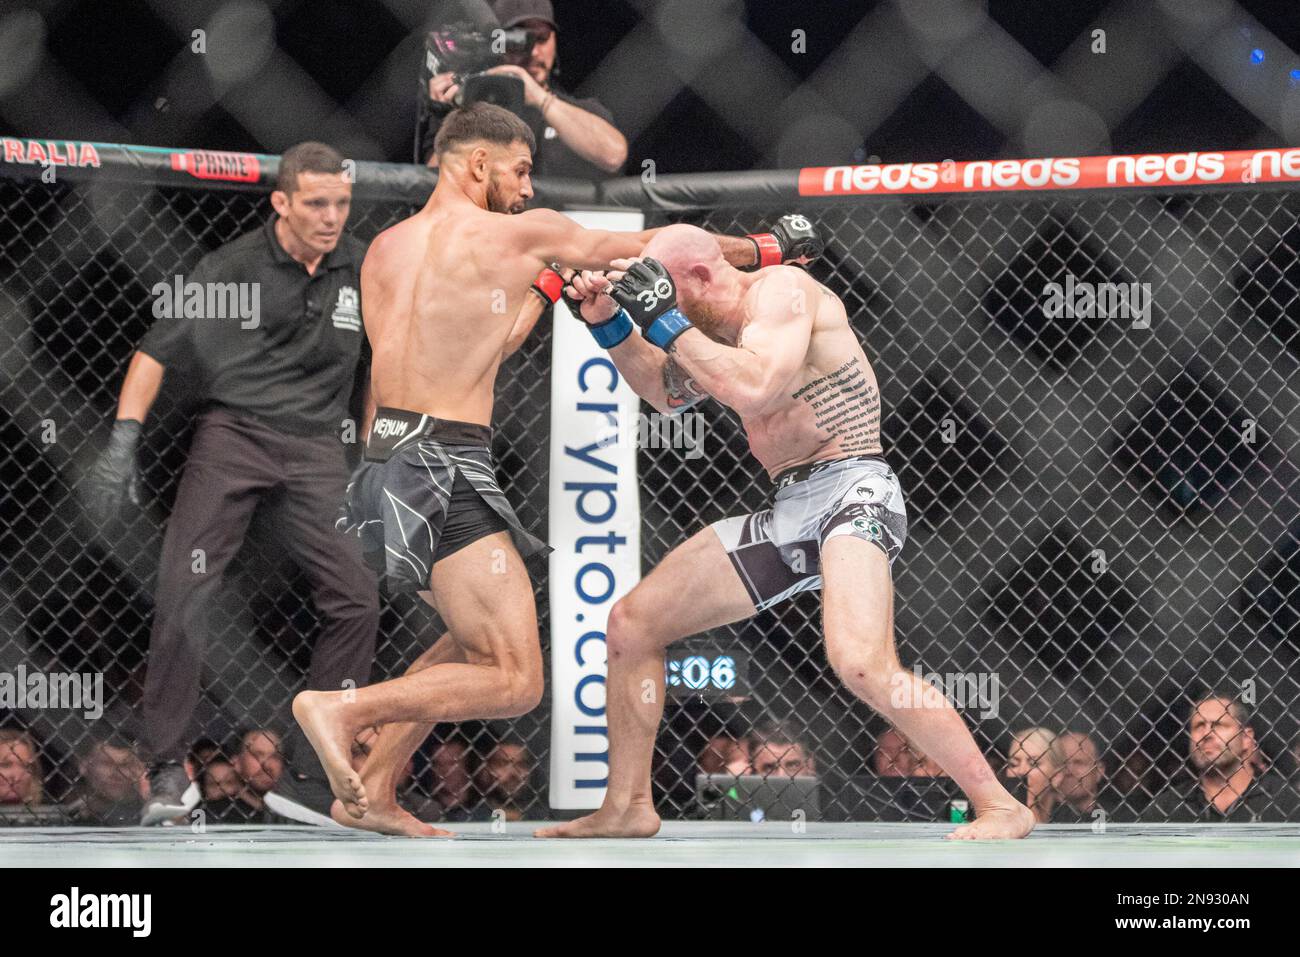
[643,224,725,277]
[640,224,739,337]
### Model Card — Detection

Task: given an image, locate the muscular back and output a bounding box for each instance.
[363,199,549,426]
[736,270,884,476]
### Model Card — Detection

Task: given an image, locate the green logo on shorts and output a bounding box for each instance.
[853,517,883,541]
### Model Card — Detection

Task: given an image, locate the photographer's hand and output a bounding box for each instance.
[429,71,461,104]
[505,77,628,173]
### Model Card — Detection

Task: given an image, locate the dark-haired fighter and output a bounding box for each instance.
[291,104,817,835]
[538,225,1035,840]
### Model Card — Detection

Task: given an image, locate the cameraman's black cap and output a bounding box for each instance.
[493,0,556,30]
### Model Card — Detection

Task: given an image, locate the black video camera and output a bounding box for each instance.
[422,22,536,115]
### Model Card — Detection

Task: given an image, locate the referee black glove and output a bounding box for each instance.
[84,419,143,524]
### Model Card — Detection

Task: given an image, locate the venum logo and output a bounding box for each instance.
[372,418,408,440]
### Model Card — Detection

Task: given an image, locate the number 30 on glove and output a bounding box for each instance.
[607,258,693,352]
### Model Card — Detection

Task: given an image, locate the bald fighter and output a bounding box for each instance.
[292,104,814,836]
[538,225,1035,840]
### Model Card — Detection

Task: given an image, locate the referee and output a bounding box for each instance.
[84,142,380,826]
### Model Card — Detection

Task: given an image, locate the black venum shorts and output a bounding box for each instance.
[337,408,551,592]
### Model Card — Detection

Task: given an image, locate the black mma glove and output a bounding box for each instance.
[607,258,693,351]
[741,213,824,271]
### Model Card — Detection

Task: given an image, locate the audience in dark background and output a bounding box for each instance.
[64,738,147,826]
[1047,732,1108,824]
[873,727,944,778]
[2,687,1297,825]
[471,741,544,822]
[0,729,43,806]
[200,759,243,803]
[698,731,751,777]
[234,729,284,811]
[748,721,817,780]
[1004,726,1061,824]
[419,737,478,822]
[1141,692,1300,823]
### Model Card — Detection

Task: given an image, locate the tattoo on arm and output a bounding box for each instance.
[663,356,709,413]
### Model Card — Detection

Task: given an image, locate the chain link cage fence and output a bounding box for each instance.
[1,147,1298,827]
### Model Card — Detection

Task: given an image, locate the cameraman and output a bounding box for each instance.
[421,0,627,178]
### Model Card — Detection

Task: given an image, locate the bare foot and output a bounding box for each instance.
[945,800,1036,840]
[534,803,660,838]
[329,799,452,837]
[292,691,368,818]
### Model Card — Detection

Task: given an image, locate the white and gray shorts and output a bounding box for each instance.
[710,455,907,612]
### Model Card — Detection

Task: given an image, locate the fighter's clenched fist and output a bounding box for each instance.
[559,267,617,324]
[606,257,695,351]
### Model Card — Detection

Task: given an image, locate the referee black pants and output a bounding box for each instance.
[142,408,379,775]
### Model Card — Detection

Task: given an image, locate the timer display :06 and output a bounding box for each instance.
[677,654,736,690]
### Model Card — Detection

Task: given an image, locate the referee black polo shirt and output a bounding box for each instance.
[140,215,369,436]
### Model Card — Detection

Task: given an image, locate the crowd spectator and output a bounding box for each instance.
[418,737,477,822]
[197,756,261,824]
[1048,731,1108,823]
[1105,733,1156,815]
[193,730,286,823]
[698,731,751,777]
[22,706,1297,827]
[472,741,544,821]
[66,738,147,826]
[233,729,284,813]
[421,0,627,178]
[200,758,243,803]
[0,728,44,806]
[1141,692,1300,822]
[873,727,944,778]
[188,738,224,777]
[748,721,817,780]
[1006,726,1060,823]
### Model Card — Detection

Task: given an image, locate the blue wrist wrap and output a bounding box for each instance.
[644,307,693,351]
[587,309,634,349]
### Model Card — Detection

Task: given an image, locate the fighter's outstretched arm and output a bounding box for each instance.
[515,209,787,273]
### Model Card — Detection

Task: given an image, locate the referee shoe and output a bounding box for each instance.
[140,761,200,826]
[265,770,344,827]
